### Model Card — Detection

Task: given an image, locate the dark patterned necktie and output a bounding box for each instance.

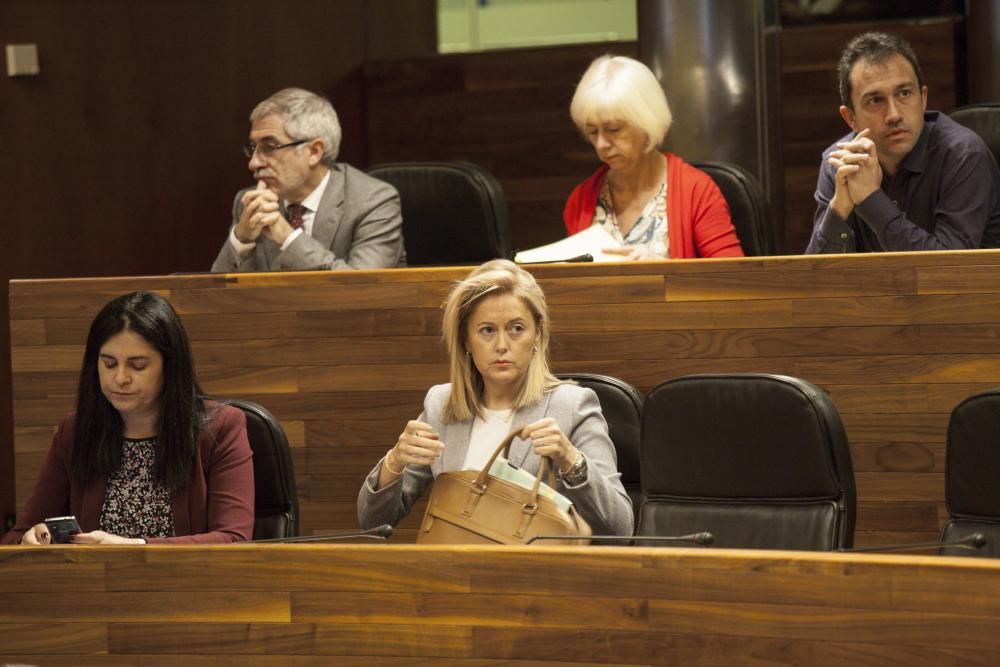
[287,204,307,230]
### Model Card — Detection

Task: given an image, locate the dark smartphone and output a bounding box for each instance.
[44,515,81,544]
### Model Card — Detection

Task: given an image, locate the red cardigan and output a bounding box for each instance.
[563,152,744,258]
[1,401,255,545]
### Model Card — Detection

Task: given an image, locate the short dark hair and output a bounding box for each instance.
[73,291,205,491]
[838,32,924,109]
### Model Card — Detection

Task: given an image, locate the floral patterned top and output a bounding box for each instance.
[99,437,175,539]
[594,178,669,260]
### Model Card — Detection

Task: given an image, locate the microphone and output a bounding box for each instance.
[527,532,714,546]
[844,532,986,554]
[516,253,594,265]
[633,532,715,547]
[559,253,594,263]
[250,524,393,544]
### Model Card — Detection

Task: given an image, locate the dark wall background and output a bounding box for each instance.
[364,42,641,252]
[0,0,436,525]
[363,18,961,257]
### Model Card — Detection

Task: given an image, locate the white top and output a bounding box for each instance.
[595,178,669,260]
[462,407,514,471]
[229,170,331,255]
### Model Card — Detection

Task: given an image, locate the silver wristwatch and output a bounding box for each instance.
[561,453,588,485]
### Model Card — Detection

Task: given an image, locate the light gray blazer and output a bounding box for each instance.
[211,163,405,272]
[357,383,634,536]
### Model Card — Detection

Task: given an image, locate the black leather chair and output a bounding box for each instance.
[367,161,513,266]
[216,397,299,540]
[638,373,855,550]
[949,102,1000,165]
[690,161,777,256]
[556,373,642,528]
[940,389,1000,557]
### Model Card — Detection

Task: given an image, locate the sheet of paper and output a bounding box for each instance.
[488,456,573,513]
[514,224,623,263]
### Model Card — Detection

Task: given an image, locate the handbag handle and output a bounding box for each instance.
[471,429,556,508]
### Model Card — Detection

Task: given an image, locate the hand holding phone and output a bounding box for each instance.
[43,516,82,544]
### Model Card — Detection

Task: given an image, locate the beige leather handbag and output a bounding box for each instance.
[416,430,592,545]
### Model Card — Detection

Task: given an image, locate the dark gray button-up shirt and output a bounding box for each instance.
[806,111,1000,253]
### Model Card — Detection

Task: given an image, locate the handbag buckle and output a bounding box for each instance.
[462,482,489,517]
[514,503,538,539]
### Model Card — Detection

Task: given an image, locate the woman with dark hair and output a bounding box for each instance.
[2,291,254,545]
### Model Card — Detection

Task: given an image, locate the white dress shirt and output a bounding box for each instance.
[228,171,332,256]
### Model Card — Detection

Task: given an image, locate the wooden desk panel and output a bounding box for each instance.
[2,544,1000,665]
[10,251,1000,543]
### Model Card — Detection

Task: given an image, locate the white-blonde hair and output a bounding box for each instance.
[441,260,564,423]
[570,55,673,151]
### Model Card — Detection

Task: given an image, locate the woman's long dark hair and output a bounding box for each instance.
[72,291,205,491]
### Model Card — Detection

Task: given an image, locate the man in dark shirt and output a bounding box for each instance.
[806,32,1000,253]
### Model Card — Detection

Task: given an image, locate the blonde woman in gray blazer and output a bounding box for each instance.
[357,260,632,536]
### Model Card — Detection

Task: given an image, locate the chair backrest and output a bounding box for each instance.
[949,103,1000,166]
[556,373,642,527]
[941,388,1000,557]
[638,373,855,550]
[690,161,777,256]
[218,397,299,540]
[367,161,513,266]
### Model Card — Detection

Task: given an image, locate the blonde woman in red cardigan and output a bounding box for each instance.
[564,55,744,260]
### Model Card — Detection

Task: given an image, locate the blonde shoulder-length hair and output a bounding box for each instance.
[441,260,565,423]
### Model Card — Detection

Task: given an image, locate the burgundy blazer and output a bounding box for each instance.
[2,401,254,544]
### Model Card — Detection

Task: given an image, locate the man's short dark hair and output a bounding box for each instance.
[838,32,924,109]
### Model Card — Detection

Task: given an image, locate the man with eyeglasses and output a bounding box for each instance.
[806,32,1000,253]
[211,88,405,271]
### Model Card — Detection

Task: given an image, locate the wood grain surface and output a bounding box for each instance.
[1,544,1000,664]
[9,251,1000,545]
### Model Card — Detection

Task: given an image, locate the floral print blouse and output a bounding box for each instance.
[594,178,669,259]
[99,437,175,539]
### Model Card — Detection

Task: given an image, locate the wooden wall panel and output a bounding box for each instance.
[364,42,639,252]
[364,17,963,258]
[3,545,1000,664]
[0,5,970,534]
[10,251,1000,546]
[0,0,377,528]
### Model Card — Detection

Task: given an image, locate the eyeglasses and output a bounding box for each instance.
[242,139,309,159]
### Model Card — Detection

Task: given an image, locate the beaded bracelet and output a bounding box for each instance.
[384,452,405,476]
